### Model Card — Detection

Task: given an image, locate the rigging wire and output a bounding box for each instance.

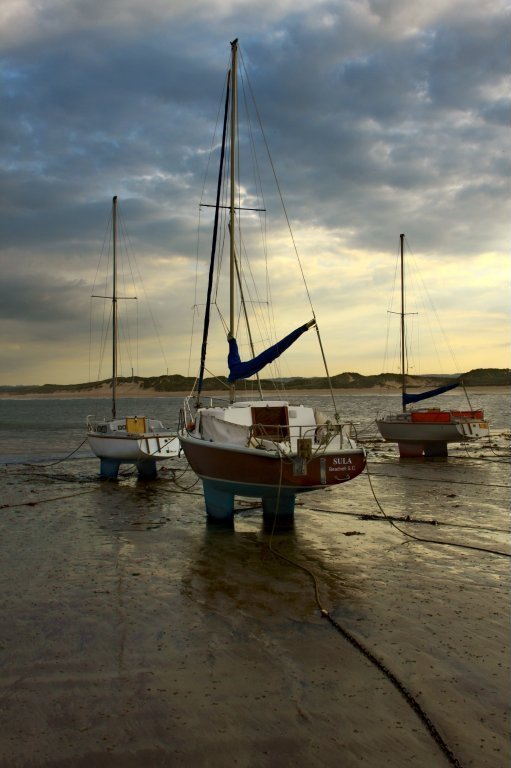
[404,236,461,375]
[89,209,113,386]
[88,199,169,391]
[192,47,305,396]
[116,210,138,378]
[238,50,314,317]
[381,242,401,377]
[237,48,339,414]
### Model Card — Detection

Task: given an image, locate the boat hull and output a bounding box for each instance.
[87,433,179,461]
[87,416,179,478]
[179,430,366,519]
[376,411,489,457]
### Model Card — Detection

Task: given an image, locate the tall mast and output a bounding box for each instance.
[229,39,238,403]
[229,39,237,337]
[400,233,406,413]
[196,72,231,405]
[112,195,118,419]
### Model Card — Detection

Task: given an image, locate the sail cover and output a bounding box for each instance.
[228,320,315,383]
[403,380,460,407]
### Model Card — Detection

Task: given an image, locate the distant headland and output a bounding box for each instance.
[0,368,509,398]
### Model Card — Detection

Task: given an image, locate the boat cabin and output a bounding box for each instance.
[192,401,338,452]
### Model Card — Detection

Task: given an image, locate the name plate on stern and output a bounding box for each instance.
[324,455,356,484]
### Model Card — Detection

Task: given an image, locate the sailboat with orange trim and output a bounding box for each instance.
[376,234,489,457]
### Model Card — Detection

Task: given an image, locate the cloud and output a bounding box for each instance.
[0,0,509,384]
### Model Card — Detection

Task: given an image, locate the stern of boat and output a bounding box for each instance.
[178,400,366,522]
[87,414,179,478]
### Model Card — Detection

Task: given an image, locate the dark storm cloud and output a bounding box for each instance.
[236,9,509,254]
[0,0,508,383]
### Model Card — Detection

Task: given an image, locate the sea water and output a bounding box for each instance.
[0,391,508,463]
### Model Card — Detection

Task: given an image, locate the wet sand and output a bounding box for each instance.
[0,434,509,768]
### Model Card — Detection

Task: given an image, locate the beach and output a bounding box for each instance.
[0,383,508,399]
[0,393,509,767]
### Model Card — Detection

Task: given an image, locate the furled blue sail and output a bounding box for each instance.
[403,380,460,407]
[228,320,315,383]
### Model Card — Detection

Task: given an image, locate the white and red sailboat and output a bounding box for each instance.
[178,40,366,522]
[376,234,489,457]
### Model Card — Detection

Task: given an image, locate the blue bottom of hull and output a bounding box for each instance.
[202,478,303,522]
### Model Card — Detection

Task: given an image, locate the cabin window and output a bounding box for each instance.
[251,405,289,440]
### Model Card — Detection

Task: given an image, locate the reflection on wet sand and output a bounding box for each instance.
[0,421,509,767]
[182,515,360,623]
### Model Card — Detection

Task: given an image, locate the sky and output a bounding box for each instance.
[0,0,509,386]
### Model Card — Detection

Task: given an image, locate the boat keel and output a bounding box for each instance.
[99,458,121,479]
[98,457,158,480]
[202,479,297,523]
[202,480,235,521]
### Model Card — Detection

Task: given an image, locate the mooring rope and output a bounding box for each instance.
[266,521,465,768]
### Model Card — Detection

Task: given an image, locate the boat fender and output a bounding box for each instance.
[187,421,195,432]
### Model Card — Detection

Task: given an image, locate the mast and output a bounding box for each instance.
[229,39,238,404]
[400,233,406,413]
[196,72,231,405]
[112,195,118,419]
[229,39,237,339]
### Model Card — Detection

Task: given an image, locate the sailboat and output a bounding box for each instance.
[178,40,366,522]
[87,196,179,479]
[376,234,489,458]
